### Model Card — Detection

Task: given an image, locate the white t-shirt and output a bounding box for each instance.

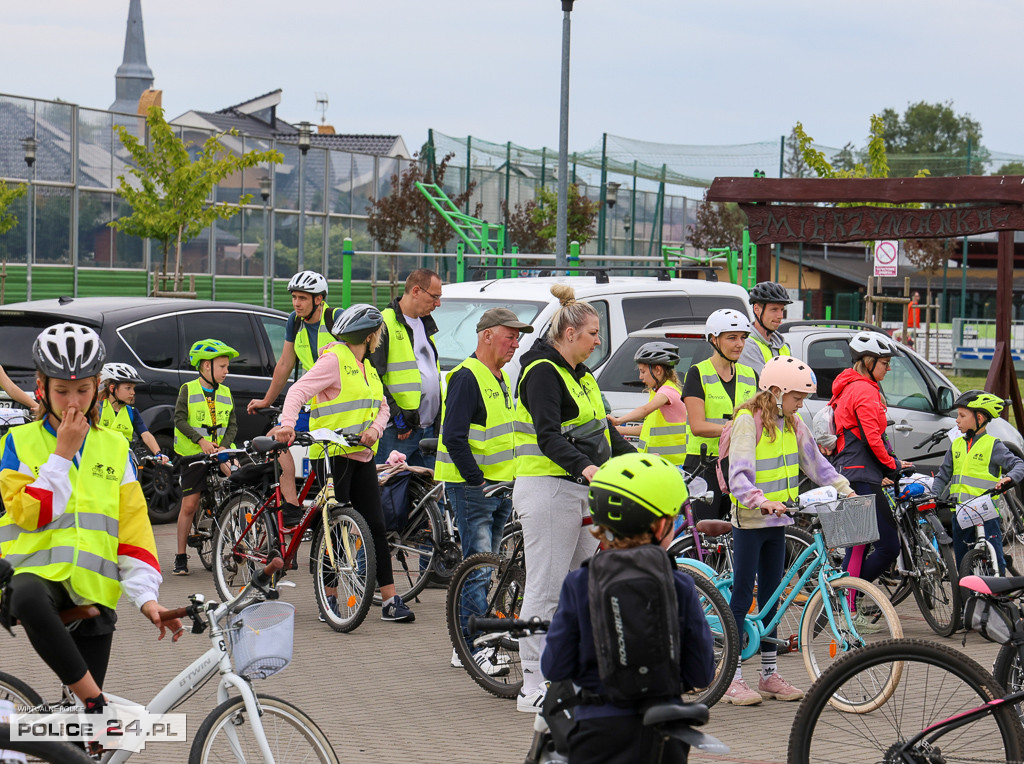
[404,315,440,425]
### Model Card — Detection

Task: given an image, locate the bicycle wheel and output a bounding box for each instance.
[800,576,903,712]
[788,639,1023,764]
[960,546,999,579]
[312,504,376,633]
[189,693,338,763]
[446,552,526,698]
[993,641,1024,727]
[668,534,731,578]
[0,725,94,764]
[1002,490,1024,563]
[0,670,44,709]
[686,571,738,707]
[212,490,274,603]
[773,525,817,656]
[191,503,217,571]
[378,498,440,604]
[910,521,962,636]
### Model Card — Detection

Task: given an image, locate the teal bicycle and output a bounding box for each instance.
[679,494,904,713]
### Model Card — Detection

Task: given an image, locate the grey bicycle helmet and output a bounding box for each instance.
[849,331,896,361]
[748,281,793,305]
[634,341,680,368]
[331,304,383,344]
[287,270,328,296]
[101,362,144,385]
[33,323,106,380]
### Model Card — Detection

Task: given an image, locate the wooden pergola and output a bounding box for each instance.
[708,176,1023,437]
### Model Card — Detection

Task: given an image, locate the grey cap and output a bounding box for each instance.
[476,307,534,334]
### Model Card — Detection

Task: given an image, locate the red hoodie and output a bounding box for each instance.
[830,368,898,473]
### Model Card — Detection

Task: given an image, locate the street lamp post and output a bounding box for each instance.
[624,211,633,261]
[260,174,272,307]
[555,0,576,269]
[605,181,620,259]
[297,121,312,272]
[22,137,36,301]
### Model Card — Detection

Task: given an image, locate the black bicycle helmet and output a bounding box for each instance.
[633,341,680,368]
[33,323,106,380]
[748,281,793,305]
[588,453,687,537]
[331,304,383,344]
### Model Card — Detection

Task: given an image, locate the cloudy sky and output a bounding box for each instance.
[7,1,1022,169]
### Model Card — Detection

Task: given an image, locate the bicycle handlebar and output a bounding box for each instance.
[468,616,550,636]
[160,556,285,623]
[914,428,948,450]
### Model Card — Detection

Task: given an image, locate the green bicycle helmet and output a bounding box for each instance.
[188,339,239,369]
[588,453,688,537]
[952,390,1005,421]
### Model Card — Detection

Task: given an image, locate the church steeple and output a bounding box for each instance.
[110,0,154,113]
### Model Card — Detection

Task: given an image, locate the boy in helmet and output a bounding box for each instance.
[541,452,715,763]
[740,281,792,375]
[172,339,239,575]
[932,391,1024,572]
[98,362,167,463]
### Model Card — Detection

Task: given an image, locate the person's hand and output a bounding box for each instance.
[901,460,914,470]
[198,438,217,455]
[817,443,834,457]
[155,453,170,465]
[997,476,1013,491]
[360,428,379,447]
[141,600,185,642]
[397,430,411,441]
[881,477,893,486]
[247,397,269,415]
[54,406,90,460]
[760,500,788,517]
[607,414,622,427]
[582,465,599,483]
[269,425,295,446]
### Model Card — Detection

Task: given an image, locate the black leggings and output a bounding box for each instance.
[329,456,393,588]
[8,573,116,687]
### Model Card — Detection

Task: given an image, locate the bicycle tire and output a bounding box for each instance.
[686,571,738,707]
[799,576,903,712]
[211,489,274,603]
[0,725,94,764]
[960,545,999,580]
[1003,489,1024,551]
[192,504,217,571]
[993,641,1024,727]
[910,521,962,636]
[0,670,44,709]
[375,495,443,605]
[772,525,817,656]
[312,504,376,633]
[788,638,1023,764]
[446,552,526,698]
[189,693,338,763]
[668,534,731,579]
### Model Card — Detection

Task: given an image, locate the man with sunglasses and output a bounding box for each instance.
[436,308,533,673]
[372,268,444,468]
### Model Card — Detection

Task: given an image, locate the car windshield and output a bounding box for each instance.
[433,298,546,369]
[600,333,712,393]
[0,312,84,372]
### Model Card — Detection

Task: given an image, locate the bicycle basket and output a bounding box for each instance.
[228,601,295,680]
[812,494,879,549]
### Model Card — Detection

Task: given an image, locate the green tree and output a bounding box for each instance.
[502,198,550,254]
[784,126,811,178]
[994,161,1024,176]
[879,101,988,176]
[0,180,26,239]
[110,106,282,293]
[686,193,746,252]
[533,184,598,250]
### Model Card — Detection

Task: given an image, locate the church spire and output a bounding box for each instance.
[110,0,154,113]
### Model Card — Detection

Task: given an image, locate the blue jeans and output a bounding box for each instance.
[375,424,436,470]
[952,516,1006,575]
[448,482,514,650]
[729,525,786,654]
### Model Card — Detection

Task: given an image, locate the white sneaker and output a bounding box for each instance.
[517,683,547,713]
[473,647,511,677]
[451,648,463,668]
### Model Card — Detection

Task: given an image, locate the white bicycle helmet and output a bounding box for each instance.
[101,362,144,385]
[33,323,106,380]
[759,355,817,395]
[331,304,383,344]
[705,309,753,341]
[287,270,329,296]
[849,331,896,361]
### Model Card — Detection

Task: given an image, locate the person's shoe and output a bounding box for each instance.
[722,678,762,706]
[451,648,463,668]
[318,595,339,623]
[172,553,189,576]
[381,594,415,623]
[758,672,804,701]
[850,611,884,634]
[517,683,548,713]
[472,647,511,677]
[280,503,304,529]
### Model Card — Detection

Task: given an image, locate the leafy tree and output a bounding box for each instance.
[832,142,859,174]
[994,161,1024,176]
[687,194,746,252]
[905,236,950,300]
[878,101,988,176]
[502,198,550,254]
[533,184,598,250]
[0,180,26,238]
[784,126,810,178]
[110,106,282,293]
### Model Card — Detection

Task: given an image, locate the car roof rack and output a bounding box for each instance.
[468,265,720,283]
[642,317,702,329]
[778,320,885,334]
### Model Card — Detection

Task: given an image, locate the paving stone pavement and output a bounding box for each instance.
[0,522,1009,762]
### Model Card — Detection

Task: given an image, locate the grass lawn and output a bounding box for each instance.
[946,374,1024,430]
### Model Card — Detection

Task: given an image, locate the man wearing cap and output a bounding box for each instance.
[436,309,533,671]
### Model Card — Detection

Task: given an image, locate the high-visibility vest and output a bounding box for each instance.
[750,333,791,366]
[514,359,609,478]
[435,358,516,483]
[98,401,134,442]
[638,381,687,465]
[684,359,757,457]
[380,308,438,411]
[0,422,127,609]
[173,379,235,456]
[293,304,334,373]
[309,343,383,457]
[731,409,799,522]
[949,433,1001,503]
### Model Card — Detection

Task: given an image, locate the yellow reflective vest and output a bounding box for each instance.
[435,358,516,483]
[949,433,1001,503]
[750,333,791,366]
[99,401,134,442]
[0,422,127,609]
[731,410,799,528]
[173,379,234,456]
[638,381,687,465]
[380,307,438,411]
[685,359,757,457]
[309,344,383,458]
[293,304,334,373]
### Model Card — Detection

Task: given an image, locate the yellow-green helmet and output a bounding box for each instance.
[188,339,239,369]
[588,453,688,537]
[954,390,1005,421]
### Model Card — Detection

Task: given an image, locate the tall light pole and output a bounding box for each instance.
[296,121,312,271]
[605,181,620,259]
[22,137,36,301]
[260,174,272,307]
[555,0,576,269]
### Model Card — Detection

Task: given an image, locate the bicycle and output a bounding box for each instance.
[0,724,94,763]
[953,484,1014,579]
[680,493,903,712]
[969,572,1024,729]
[179,449,250,571]
[468,616,730,764]
[0,556,339,763]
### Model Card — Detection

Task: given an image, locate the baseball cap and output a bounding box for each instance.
[476,308,534,334]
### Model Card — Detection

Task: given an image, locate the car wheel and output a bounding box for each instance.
[141,432,181,524]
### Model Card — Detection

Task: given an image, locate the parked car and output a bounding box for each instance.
[0,297,290,522]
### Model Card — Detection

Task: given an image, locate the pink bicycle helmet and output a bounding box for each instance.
[758,355,817,395]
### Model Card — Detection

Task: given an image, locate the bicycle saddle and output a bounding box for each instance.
[642,702,709,727]
[419,438,438,455]
[960,574,1024,596]
[250,436,286,454]
[695,520,732,537]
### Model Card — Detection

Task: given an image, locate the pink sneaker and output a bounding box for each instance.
[722,678,762,706]
[758,671,804,701]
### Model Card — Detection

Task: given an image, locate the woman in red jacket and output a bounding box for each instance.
[830,332,912,584]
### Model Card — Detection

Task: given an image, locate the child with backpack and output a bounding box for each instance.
[723,356,854,706]
[541,452,715,763]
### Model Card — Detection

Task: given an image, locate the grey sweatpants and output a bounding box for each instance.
[514,475,598,693]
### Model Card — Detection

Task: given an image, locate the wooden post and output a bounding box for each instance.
[985,230,1024,438]
[925,286,933,362]
[901,276,910,344]
[865,277,874,324]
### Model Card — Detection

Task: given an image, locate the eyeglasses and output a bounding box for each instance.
[876,359,891,368]
[421,288,442,301]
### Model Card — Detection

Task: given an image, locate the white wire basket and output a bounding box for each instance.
[228,601,295,680]
[810,494,879,549]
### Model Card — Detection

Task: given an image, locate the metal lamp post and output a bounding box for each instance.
[624,211,633,262]
[605,181,620,259]
[296,122,312,271]
[22,137,36,301]
[555,0,576,269]
[260,174,272,307]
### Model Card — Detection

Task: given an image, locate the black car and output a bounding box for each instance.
[0,297,290,522]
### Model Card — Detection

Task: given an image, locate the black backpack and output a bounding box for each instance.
[586,545,682,704]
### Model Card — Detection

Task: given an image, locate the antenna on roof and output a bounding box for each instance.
[315,93,329,125]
